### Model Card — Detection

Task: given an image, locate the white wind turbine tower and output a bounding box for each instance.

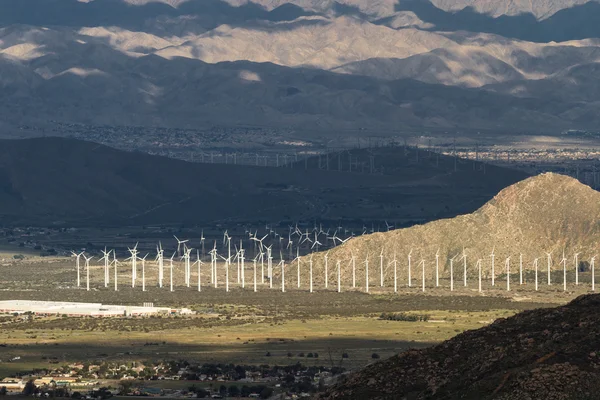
[280,259,285,293]
[218,254,230,292]
[476,259,482,292]
[240,241,245,289]
[309,254,314,293]
[519,253,523,285]
[574,252,580,285]
[200,230,206,258]
[462,248,467,287]
[71,251,84,288]
[450,254,457,291]
[267,246,273,289]
[295,247,301,289]
[337,260,341,293]
[126,243,139,288]
[253,254,259,292]
[351,250,357,289]
[546,252,552,285]
[156,242,164,288]
[84,254,93,291]
[392,252,398,293]
[324,251,330,289]
[379,248,384,287]
[420,259,425,292]
[181,245,193,288]
[561,251,567,292]
[365,253,370,293]
[99,248,111,288]
[407,249,413,287]
[112,252,119,291]
[140,254,148,292]
[193,250,202,292]
[505,257,511,291]
[591,256,596,292]
[490,247,495,286]
[209,242,218,288]
[169,252,175,292]
[435,249,440,287]
[534,258,539,291]
[266,245,273,285]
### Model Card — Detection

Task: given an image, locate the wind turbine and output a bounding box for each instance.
[209,242,218,288]
[112,251,119,291]
[193,250,202,292]
[181,245,193,288]
[295,247,301,289]
[379,248,384,287]
[592,256,596,292]
[435,249,440,287]
[407,249,413,287]
[391,252,398,293]
[365,253,370,293]
[462,247,467,287]
[574,252,580,285]
[350,250,356,289]
[519,253,523,285]
[561,251,567,292]
[490,247,495,286]
[450,254,457,291]
[253,253,259,292]
[140,253,148,292]
[476,259,482,292]
[240,241,245,289]
[84,254,93,292]
[420,259,425,293]
[200,230,206,259]
[126,243,139,288]
[505,257,511,291]
[174,235,188,257]
[99,248,111,288]
[280,260,285,293]
[156,242,164,288]
[71,251,84,288]
[169,252,175,292]
[309,254,314,293]
[534,258,539,291]
[546,252,552,285]
[324,251,330,289]
[337,260,341,293]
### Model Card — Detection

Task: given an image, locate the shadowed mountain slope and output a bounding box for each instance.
[317,293,600,400]
[296,173,600,285]
[0,138,527,227]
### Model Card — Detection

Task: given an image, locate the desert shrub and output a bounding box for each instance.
[379,312,430,322]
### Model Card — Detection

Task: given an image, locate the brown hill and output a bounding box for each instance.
[297,173,600,285]
[316,293,600,400]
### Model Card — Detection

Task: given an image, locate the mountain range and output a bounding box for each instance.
[0,137,526,226]
[1,0,600,136]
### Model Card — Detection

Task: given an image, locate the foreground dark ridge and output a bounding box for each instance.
[317,294,600,400]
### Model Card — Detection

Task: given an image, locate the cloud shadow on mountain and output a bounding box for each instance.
[0,0,318,34]
[388,0,600,42]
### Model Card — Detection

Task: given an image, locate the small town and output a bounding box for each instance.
[0,359,344,399]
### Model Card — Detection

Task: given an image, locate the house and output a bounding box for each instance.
[0,378,25,391]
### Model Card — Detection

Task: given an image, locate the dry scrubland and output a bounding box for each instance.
[0,253,582,379]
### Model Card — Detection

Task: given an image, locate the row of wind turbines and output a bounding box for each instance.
[71,231,599,294]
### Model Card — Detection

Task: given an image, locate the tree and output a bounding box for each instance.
[22,380,36,396]
[227,385,239,397]
[0,386,7,396]
[195,388,209,398]
[219,385,227,396]
[118,380,134,395]
[259,387,274,399]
